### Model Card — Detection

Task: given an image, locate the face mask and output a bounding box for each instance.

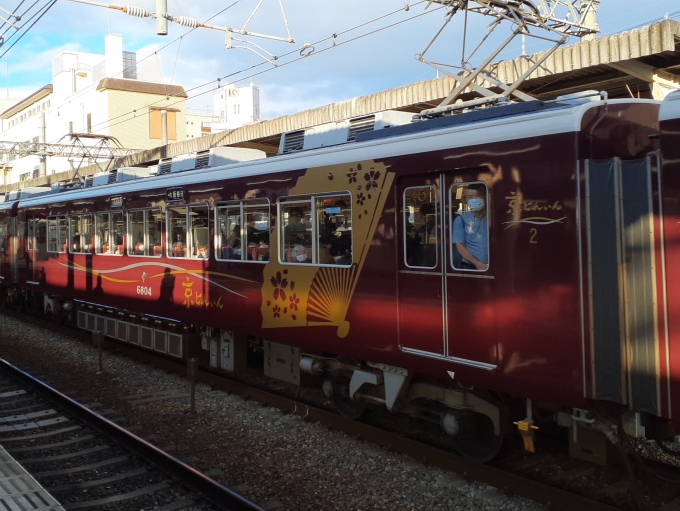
[467,198,485,212]
[296,254,308,262]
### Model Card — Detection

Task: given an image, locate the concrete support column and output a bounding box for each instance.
[38,112,46,177]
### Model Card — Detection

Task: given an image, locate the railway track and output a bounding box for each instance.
[4,309,680,511]
[0,354,263,511]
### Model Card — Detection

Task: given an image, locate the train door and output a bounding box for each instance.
[397,173,497,370]
[26,216,37,284]
[10,217,21,284]
[398,176,445,355]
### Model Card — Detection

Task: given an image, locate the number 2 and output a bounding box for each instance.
[530,228,538,244]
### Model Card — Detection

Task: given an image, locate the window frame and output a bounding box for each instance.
[95,211,125,256]
[127,207,163,258]
[166,202,211,260]
[47,215,68,254]
[68,213,94,254]
[403,185,438,270]
[449,180,490,273]
[277,192,353,267]
[215,199,270,264]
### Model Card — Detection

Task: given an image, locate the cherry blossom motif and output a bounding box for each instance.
[290,281,295,291]
[347,168,358,184]
[289,293,300,311]
[364,168,381,191]
[356,193,366,206]
[283,307,288,314]
[270,271,288,301]
[273,305,281,318]
[292,314,297,321]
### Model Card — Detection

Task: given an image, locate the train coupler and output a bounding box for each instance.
[514,419,539,453]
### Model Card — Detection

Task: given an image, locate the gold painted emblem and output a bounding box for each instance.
[261,161,394,338]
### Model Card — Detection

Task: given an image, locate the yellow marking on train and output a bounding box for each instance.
[147,269,257,284]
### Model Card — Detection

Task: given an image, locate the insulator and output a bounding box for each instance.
[123,6,153,18]
[173,16,200,28]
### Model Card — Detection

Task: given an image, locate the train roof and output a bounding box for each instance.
[660,90,680,123]
[10,97,658,209]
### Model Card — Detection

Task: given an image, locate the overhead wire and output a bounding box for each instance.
[86,1,438,137]
[43,0,244,144]
[0,0,57,60]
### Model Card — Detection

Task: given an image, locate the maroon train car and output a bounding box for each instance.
[0,93,672,461]
[660,90,680,439]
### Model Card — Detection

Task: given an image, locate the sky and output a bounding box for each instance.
[0,0,678,121]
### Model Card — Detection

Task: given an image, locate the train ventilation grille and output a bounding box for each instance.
[159,160,172,175]
[282,130,304,153]
[348,115,376,141]
[85,176,94,187]
[108,170,118,183]
[195,151,210,169]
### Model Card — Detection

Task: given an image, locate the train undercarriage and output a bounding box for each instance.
[2,286,676,465]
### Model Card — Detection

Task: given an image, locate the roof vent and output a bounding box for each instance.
[108,170,118,184]
[85,176,94,188]
[158,158,173,175]
[116,167,152,183]
[348,115,375,141]
[195,150,210,169]
[281,130,304,153]
[168,147,266,173]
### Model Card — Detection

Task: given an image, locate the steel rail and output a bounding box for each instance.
[0,309,623,511]
[0,355,265,511]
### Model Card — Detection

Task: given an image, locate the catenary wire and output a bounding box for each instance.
[43,0,244,143]
[0,0,57,60]
[85,1,436,137]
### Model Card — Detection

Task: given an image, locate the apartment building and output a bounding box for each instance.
[0,34,187,185]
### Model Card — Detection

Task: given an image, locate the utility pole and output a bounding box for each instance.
[156,0,167,36]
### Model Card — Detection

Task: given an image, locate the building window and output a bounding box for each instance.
[149,110,177,141]
[234,104,240,115]
[123,51,137,79]
[87,113,92,134]
[19,172,29,182]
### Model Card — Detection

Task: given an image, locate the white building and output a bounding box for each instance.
[0,34,187,185]
[185,109,219,140]
[210,82,260,133]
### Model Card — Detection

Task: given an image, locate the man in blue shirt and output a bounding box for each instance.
[452,184,489,271]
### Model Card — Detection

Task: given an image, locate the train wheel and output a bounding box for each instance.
[447,411,504,463]
[332,396,367,420]
[323,379,367,420]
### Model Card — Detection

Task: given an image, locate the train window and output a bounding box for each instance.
[167,204,210,259]
[69,214,94,254]
[315,194,352,266]
[127,208,162,258]
[279,193,352,266]
[215,200,270,262]
[280,200,313,263]
[0,220,5,251]
[95,212,124,255]
[404,186,437,268]
[47,216,68,253]
[449,182,489,272]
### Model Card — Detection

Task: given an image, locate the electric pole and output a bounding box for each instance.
[156,0,167,36]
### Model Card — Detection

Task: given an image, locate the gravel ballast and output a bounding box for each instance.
[0,313,544,511]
